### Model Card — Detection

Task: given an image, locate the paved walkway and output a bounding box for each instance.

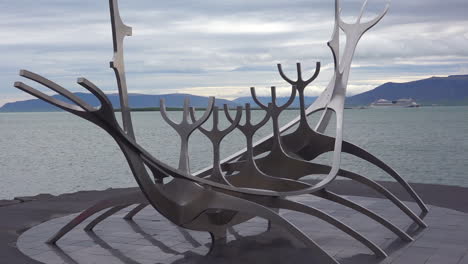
[2,181,468,263]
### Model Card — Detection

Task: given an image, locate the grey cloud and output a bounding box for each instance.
[1,0,468,105]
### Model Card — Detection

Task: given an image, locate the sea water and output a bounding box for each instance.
[0,106,467,199]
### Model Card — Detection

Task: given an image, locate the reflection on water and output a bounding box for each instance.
[1,106,467,199]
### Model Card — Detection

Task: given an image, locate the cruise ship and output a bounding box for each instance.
[370,98,420,108]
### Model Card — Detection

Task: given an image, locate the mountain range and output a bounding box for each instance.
[346,74,468,106]
[1,74,467,112]
[232,96,318,108]
[0,93,236,112]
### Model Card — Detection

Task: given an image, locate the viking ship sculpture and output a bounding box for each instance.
[14,0,428,263]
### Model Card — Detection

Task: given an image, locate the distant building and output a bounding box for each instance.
[370,98,420,108]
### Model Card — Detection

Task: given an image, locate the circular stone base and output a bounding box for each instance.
[17,196,468,264]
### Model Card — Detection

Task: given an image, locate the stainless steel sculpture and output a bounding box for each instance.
[14,0,428,263]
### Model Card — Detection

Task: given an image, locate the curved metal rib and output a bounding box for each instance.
[315,163,426,228]
[14,81,86,115]
[250,86,296,153]
[279,131,428,213]
[341,141,428,213]
[253,126,428,214]
[314,190,413,242]
[337,169,428,228]
[278,62,321,87]
[227,157,427,229]
[277,62,321,131]
[338,0,390,37]
[223,104,314,192]
[204,192,340,264]
[247,85,344,194]
[47,191,146,244]
[20,70,94,111]
[160,97,215,172]
[271,198,387,258]
[77,78,115,115]
[189,105,243,184]
[190,105,243,137]
[250,86,296,111]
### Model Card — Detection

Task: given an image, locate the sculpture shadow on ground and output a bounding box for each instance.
[46,225,409,264]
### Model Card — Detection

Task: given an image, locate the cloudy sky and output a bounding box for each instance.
[1,0,467,106]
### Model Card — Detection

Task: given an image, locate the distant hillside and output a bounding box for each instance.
[0,93,236,112]
[346,75,468,106]
[233,96,318,108]
[4,74,467,111]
